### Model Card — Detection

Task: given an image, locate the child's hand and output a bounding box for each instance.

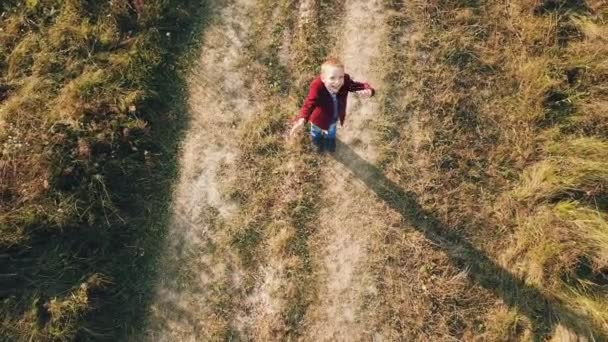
[290,118,305,137]
[357,89,373,98]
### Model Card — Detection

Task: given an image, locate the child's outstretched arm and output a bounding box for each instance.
[290,118,306,136]
[346,76,375,98]
[336,75,375,127]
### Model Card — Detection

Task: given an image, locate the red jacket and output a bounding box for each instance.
[298,74,375,130]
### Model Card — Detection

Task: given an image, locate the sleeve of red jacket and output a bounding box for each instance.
[298,79,320,122]
[346,76,376,96]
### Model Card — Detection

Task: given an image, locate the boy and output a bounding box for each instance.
[290,58,375,152]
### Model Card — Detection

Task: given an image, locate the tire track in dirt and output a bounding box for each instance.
[350,3,511,340]
[301,1,389,340]
[141,0,258,340]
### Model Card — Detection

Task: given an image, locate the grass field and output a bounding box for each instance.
[0,0,206,340]
[376,0,608,338]
[1,0,607,340]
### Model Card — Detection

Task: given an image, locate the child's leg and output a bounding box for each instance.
[325,122,338,152]
[309,124,324,152]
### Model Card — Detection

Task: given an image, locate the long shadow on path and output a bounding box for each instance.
[331,140,605,340]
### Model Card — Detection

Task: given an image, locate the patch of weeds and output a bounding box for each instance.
[534,0,590,16]
[539,89,576,127]
[441,0,481,9]
[565,67,584,85]
[570,257,608,287]
[232,225,263,269]
[557,21,584,46]
[0,83,11,102]
[444,48,477,68]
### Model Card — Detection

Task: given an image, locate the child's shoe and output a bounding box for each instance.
[325,138,336,152]
[311,136,323,153]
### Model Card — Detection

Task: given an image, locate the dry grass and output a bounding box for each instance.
[376,0,608,339]
[3,0,607,339]
[165,0,340,339]
[0,0,205,340]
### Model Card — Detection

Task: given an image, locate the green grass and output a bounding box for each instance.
[0,0,208,340]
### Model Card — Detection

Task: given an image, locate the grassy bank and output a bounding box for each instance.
[378,0,608,338]
[0,0,206,340]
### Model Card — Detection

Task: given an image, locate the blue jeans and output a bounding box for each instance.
[310,122,337,141]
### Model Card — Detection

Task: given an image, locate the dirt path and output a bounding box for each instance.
[142,1,399,340]
[140,0,512,340]
[141,0,257,340]
[300,1,389,340]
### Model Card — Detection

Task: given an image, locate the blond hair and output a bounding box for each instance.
[321,57,344,75]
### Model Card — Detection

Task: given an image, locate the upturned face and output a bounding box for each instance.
[321,66,345,94]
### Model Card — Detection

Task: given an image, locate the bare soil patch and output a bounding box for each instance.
[141,1,258,340]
